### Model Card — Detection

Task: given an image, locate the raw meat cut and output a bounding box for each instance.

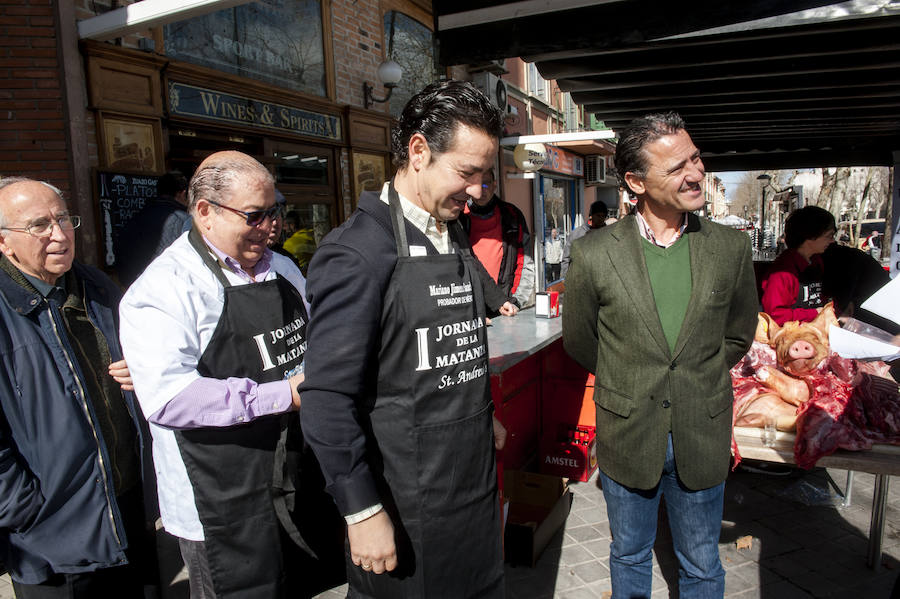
[793,373,900,469]
[731,304,900,469]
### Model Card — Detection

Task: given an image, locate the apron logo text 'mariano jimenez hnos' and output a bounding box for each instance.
[429,281,473,307]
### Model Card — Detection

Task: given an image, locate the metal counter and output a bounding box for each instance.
[487,307,562,373]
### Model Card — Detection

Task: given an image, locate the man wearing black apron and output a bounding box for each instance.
[120,151,343,598]
[301,81,511,598]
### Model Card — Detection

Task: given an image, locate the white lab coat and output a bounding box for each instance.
[119,232,309,540]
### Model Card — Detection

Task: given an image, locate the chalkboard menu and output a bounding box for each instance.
[97,172,159,267]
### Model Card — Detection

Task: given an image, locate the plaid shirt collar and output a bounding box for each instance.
[635,210,689,249]
[379,182,450,254]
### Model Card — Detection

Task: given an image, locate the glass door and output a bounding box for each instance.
[539,175,574,287]
[266,140,340,274]
[167,128,265,180]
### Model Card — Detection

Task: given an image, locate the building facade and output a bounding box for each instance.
[703,173,727,219]
[3,0,615,294]
[455,58,617,288]
[3,0,427,273]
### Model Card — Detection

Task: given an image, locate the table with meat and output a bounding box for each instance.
[730,303,900,567]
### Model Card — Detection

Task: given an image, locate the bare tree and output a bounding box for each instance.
[850,168,873,246]
[725,166,891,249]
[884,168,894,261]
[810,167,890,247]
[728,171,761,221]
[726,170,782,225]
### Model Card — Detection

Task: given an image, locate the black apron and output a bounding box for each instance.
[175,229,344,598]
[796,262,824,310]
[349,183,503,598]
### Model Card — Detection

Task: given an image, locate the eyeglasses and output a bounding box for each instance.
[206,199,280,226]
[2,214,81,237]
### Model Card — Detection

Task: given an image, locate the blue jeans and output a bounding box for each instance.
[598,433,725,599]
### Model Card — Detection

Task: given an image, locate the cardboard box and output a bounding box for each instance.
[503,470,572,566]
[540,425,598,482]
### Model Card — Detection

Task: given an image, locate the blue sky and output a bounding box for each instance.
[714,171,744,202]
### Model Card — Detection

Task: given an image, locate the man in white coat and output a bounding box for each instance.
[119,151,342,598]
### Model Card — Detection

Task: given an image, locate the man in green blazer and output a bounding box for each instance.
[563,112,758,598]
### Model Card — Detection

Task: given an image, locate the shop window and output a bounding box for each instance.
[164,0,326,97]
[564,93,580,132]
[277,200,331,275]
[274,151,329,187]
[384,10,436,117]
[166,129,265,179]
[528,63,549,104]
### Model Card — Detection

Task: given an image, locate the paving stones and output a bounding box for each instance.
[0,467,895,598]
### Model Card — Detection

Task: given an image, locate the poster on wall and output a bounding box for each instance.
[100,116,163,173]
[352,151,387,195]
[97,172,159,267]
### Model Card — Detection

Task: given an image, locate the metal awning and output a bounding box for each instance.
[436,1,900,170]
[77,0,253,41]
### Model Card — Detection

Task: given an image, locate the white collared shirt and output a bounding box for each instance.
[119,231,309,541]
[379,182,450,255]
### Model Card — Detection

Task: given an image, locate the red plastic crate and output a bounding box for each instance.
[539,425,598,482]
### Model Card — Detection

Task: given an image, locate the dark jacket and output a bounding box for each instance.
[563,214,758,490]
[301,192,505,515]
[459,196,532,303]
[0,261,149,584]
[822,243,897,333]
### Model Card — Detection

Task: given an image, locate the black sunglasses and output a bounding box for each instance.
[206,199,281,226]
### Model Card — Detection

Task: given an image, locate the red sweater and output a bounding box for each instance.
[761,248,825,325]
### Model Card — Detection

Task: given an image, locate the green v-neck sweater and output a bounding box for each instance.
[642,236,692,354]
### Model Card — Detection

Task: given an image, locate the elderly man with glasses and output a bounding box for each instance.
[119,151,343,598]
[0,177,157,598]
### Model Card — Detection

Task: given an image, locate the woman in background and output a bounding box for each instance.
[761,206,835,325]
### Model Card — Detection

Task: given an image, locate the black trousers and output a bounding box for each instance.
[12,486,157,599]
[177,537,216,599]
[547,263,561,282]
[177,521,346,599]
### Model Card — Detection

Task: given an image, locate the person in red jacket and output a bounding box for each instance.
[459,168,534,308]
[761,205,836,325]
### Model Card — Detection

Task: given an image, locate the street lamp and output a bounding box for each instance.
[363,60,403,109]
[756,174,772,250]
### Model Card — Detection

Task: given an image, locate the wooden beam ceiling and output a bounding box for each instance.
[436,1,900,170]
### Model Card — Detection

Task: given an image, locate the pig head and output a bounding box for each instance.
[756,304,837,376]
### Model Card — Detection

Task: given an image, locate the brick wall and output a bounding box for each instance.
[532,109,549,135]
[504,58,526,91]
[331,0,385,109]
[0,0,71,192]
